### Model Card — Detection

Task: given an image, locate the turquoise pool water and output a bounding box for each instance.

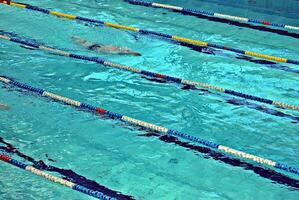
[0,0,299,199]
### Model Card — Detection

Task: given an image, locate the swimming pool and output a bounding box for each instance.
[0,0,299,199]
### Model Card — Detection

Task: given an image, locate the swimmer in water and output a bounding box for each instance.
[0,103,9,110]
[0,0,11,5]
[72,36,141,56]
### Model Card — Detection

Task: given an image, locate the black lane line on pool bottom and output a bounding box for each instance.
[0,137,135,200]
[137,132,299,190]
[142,77,299,124]
[1,84,299,191]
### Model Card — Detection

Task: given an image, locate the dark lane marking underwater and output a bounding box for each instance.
[136,132,299,190]
[0,137,135,200]
[143,77,299,124]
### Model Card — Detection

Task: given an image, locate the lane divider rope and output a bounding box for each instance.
[124,0,299,31]
[0,76,298,176]
[0,154,117,200]
[0,137,134,200]
[1,33,299,111]
[1,1,299,65]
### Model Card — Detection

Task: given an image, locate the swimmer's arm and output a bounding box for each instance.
[116,47,141,56]
[118,51,141,56]
[92,45,141,56]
